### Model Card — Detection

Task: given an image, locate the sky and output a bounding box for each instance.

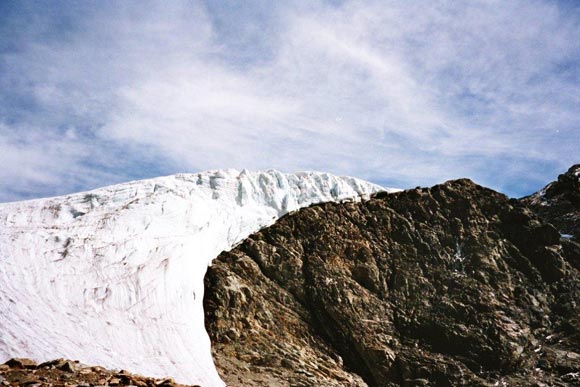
[0,0,579,202]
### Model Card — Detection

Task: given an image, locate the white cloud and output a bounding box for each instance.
[1,0,579,201]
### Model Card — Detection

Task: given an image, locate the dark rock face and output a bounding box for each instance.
[205,177,580,386]
[522,164,580,243]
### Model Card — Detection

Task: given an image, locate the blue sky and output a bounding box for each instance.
[0,0,579,202]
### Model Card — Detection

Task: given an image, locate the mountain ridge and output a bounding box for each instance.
[2,166,579,386]
[205,171,580,386]
[522,164,580,243]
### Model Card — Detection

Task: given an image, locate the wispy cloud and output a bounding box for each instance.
[1,0,579,201]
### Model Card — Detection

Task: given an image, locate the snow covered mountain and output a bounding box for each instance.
[0,169,389,386]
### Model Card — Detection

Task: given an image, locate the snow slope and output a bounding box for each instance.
[0,169,390,386]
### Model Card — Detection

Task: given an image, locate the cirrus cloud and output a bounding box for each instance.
[0,0,579,202]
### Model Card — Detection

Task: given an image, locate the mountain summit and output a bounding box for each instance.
[522,164,580,242]
[0,169,387,386]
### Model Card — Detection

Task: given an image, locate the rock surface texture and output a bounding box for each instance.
[522,164,580,243]
[0,358,198,387]
[205,176,580,386]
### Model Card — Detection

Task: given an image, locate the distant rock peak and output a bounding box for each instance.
[522,164,580,242]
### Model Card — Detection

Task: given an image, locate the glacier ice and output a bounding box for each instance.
[0,169,390,386]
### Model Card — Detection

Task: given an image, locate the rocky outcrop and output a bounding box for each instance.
[522,164,580,242]
[205,177,580,386]
[0,358,198,387]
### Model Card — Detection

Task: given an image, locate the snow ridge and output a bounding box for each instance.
[0,169,390,386]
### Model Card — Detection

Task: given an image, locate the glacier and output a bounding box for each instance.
[0,169,390,386]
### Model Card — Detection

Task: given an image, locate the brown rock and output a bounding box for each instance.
[4,358,37,369]
[132,378,149,387]
[0,359,193,387]
[205,171,580,387]
[59,360,76,372]
[38,358,66,368]
[21,380,42,386]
